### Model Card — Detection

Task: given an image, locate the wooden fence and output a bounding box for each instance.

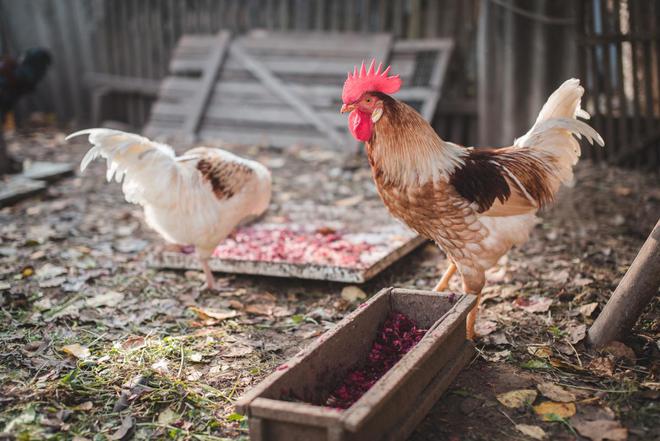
[1,0,659,167]
[0,0,479,146]
[579,0,660,169]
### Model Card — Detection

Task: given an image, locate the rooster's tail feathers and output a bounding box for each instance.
[514,79,604,185]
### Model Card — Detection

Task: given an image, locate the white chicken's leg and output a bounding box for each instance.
[199,257,215,291]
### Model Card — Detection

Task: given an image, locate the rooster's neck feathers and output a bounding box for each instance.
[367,96,466,187]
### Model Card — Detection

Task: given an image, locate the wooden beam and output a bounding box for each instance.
[229,41,349,148]
[181,31,231,141]
[420,41,454,121]
[586,219,660,348]
[84,73,162,96]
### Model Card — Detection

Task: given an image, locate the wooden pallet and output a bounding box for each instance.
[144,31,454,149]
[0,161,74,207]
[148,203,426,284]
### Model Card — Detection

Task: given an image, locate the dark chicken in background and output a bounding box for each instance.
[0,47,52,175]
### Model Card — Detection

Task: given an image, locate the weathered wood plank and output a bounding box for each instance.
[229,41,349,146]
[198,127,335,148]
[181,31,231,140]
[0,177,46,208]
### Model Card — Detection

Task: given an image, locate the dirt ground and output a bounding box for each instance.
[1,127,658,441]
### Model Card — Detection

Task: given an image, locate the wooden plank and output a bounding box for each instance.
[229,40,349,147]
[251,398,341,427]
[612,0,628,154]
[420,41,454,120]
[204,105,346,127]
[586,1,604,161]
[0,177,46,208]
[159,77,434,107]
[599,0,615,160]
[181,31,231,140]
[198,127,335,149]
[85,73,162,96]
[386,342,474,440]
[243,31,389,53]
[22,161,74,182]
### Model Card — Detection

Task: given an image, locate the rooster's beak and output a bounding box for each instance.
[340,103,355,114]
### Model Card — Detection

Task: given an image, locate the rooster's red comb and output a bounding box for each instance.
[342,59,402,104]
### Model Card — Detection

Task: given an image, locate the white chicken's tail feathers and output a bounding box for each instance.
[67,128,180,206]
[514,79,604,185]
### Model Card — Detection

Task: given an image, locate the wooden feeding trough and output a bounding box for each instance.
[235,288,476,441]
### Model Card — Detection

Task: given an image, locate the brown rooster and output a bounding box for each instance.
[340,61,604,338]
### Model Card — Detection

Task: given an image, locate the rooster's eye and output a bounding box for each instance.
[365,98,371,103]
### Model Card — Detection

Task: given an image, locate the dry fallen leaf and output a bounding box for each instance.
[190,306,238,321]
[579,302,599,317]
[537,382,576,403]
[86,291,124,308]
[544,269,570,284]
[341,285,367,303]
[515,424,547,440]
[534,401,576,421]
[157,407,180,425]
[75,401,93,411]
[109,415,134,440]
[244,303,274,316]
[222,345,254,358]
[572,419,628,441]
[482,349,511,362]
[602,341,636,363]
[588,357,615,377]
[566,323,587,344]
[573,276,593,287]
[515,295,553,313]
[496,389,538,408]
[61,344,91,360]
[121,336,146,350]
[151,359,170,375]
[528,345,553,359]
[475,319,497,336]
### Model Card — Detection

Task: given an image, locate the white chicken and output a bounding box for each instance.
[67,129,272,289]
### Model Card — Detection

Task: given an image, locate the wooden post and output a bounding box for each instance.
[586,219,660,348]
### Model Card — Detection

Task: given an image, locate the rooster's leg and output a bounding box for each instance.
[199,257,215,291]
[433,262,456,292]
[465,290,482,340]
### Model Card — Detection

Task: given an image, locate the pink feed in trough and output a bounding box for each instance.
[324,312,427,409]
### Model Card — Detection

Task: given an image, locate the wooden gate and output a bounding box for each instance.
[144,31,453,149]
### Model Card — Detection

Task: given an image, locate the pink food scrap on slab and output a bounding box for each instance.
[212,225,375,268]
[323,312,427,409]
